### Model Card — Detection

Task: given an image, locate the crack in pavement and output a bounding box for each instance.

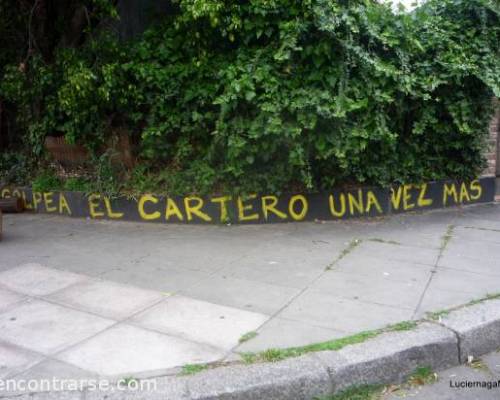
[411,224,456,320]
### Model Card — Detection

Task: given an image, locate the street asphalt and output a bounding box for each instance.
[383,351,500,400]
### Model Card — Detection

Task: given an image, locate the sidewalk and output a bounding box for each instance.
[0,203,499,387]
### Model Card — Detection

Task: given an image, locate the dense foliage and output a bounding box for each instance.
[1,0,499,195]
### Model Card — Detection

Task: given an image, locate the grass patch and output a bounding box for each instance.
[408,366,438,386]
[239,331,258,344]
[467,357,489,372]
[241,352,258,364]
[241,331,378,364]
[426,309,451,321]
[467,292,500,306]
[367,238,401,246]
[240,321,417,364]
[32,170,63,192]
[316,385,384,400]
[388,321,418,331]
[31,169,93,193]
[468,359,485,369]
[425,292,500,322]
[181,364,209,375]
[63,176,93,192]
[326,239,361,270]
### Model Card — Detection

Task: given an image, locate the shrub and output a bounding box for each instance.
[1,0,499,195]
[0,151,33,185]
[32,170,62,192]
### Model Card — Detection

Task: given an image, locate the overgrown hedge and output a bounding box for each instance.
[1,0,499,195]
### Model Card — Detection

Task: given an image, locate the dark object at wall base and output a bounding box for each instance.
[0,197,24,213]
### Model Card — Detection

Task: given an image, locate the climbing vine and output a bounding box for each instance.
[1,0,499,195]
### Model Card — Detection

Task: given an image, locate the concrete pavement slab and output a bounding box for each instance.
[0,359,100,397]
[0,342,43,379]
[46,279,164,320]
[0,253,50,273]
[12,359,98,384]
[55,324,225,376]
[180,275,301,315]
[279,290,412,332]
[0,287,26,313]
[235,317,347,352]
[415,287,487,318]
[439,254,500,276]
[445,240,500,263]
[452,226,500,245]
[141,251,238,275]
[427,269,500,296]
[4,297,500,400]
[334,256,433,282]
[345,240,440,266]
[100,265,211,294]
[0,300,114,355]
[391,209,461,226]
[0,205,499,393]
[245,233,347,257]
[218,258,326,289]
[284,221,376,246]
[0,264,87,296]
[130,295,269,350]
[458,203,500,218]
[42,254,132,278]
[149,229,338,276]
[366,214,453,249]
[456,214,500,231]
[309,270,427,309]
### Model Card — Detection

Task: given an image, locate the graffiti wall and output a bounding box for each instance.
[0,177,495,224]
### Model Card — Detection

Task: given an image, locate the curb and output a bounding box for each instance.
[4,299,500,400]
[438,299,500,363]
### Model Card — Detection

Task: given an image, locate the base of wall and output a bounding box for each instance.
[0,177,496,225]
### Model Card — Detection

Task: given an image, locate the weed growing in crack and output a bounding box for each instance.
[239,331,258,344]
[440,225,455,251]
[326,238,362,270]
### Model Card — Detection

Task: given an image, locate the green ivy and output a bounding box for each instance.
[1,0,499,195]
